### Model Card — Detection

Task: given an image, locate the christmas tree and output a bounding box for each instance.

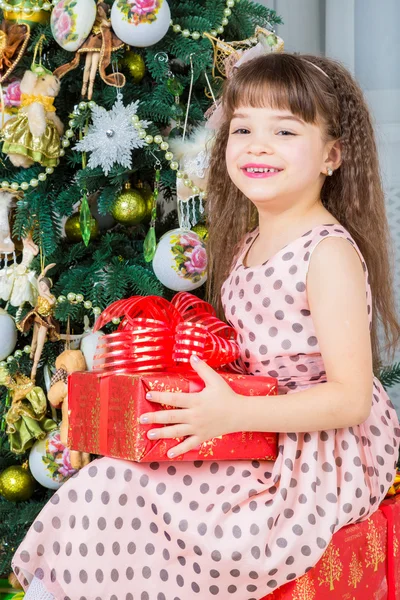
[0,0,284,578]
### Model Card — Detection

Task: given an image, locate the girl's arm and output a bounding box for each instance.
[235,237,373,434]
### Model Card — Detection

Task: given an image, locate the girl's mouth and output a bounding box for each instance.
[241,166,282,178]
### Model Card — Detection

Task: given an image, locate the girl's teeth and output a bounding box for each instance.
[245,167,279,173]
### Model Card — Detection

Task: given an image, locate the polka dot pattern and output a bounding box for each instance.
[13,225,399,600]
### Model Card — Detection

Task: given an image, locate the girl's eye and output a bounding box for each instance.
[231,128,250,134]
[277,130,295,136]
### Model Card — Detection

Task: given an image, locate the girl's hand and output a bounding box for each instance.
[139,354,241,458]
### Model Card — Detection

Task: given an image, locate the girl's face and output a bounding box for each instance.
[225,106,335,210]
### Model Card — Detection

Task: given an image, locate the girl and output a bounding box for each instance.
[15,53,400,600]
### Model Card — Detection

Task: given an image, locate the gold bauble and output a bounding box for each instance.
[0,464,35,502]
[5,0,50,27]
[64,213,100,243]
[191,223,209,241]
[135,182,154,222]
[111,183,147,225]
[123,51,146,84]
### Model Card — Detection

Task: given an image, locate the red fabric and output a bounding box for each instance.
[68,370,278,462]
[380,494,400,600]
[258,494,400,599]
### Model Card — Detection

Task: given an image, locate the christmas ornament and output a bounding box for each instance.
[0,369,57,454]
[29,429,77,489]
[0,21,30,85]
[64,212,99,242]
[79,192,93,246]
[123,50,146,83]
[4,79,21,108]
[169,125,212,228]
[80,328,104,371]
[0,190,18,256]
[0,232,38,307]
[0,308,17,361]
[3,0,51,27]
[135,180,154,221]
[192,222,208,241]
[50,0,97,52]
[16,262,59,381]
[111,183,146,225]
[0,464,35,502]
[74,96,150,176]
[143,167,160,262]
[2,36,65,169]
[53,1,125,101]
[152,228,207,291]
[111,0,171,47]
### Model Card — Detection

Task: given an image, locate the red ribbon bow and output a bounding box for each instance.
[92,292,239,373]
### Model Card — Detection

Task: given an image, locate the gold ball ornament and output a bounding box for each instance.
[64,212,100,243]
[135,182,154,222]
[123,51,146,84]
[111,183,147,225]
[0,464,35,502]
[4,0,50,27]
[191,223,209,241]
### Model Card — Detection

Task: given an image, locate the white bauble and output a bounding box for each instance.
[51,0,97,52]
[80,330,104,371]
[29,429,77,490]
[152,228,207,292]
[0,308,17,361]
[111,0,171,47]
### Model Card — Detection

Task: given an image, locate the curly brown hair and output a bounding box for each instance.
[205,52,399,372]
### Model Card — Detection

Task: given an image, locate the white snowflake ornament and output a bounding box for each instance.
[74,98,151,176]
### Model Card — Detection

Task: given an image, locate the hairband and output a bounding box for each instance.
[302,59,330,79]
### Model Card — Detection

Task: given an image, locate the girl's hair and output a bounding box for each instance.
[205,52,399,372]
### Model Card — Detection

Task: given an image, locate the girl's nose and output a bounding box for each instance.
[246,136,274,155]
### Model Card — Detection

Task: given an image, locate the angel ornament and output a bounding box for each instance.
[17,263,59,381]
[53,1,125,100]
[0,232,39,307]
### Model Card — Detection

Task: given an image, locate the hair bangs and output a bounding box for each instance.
[223,54,324,125]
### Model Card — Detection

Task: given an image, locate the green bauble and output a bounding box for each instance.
[111,184,147,225]
[0,464,35,502]
[123,51,146,84]
[65,213,100,243]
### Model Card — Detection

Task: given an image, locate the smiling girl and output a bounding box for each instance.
[15,53,400,600]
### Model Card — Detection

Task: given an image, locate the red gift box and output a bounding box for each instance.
[263,507,389,600]
[68,370,278,461]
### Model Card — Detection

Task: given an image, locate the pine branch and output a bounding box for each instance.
[378,363,400,390]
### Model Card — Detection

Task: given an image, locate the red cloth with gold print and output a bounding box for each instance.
[68,370,278,462]
[258,492,400,600]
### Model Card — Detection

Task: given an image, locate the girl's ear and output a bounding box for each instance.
[323,139,342,174]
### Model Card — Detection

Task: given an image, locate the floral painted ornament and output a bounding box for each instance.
[29,429,77,490]
[51,0,97,52]
[152,228,207,291]
[111,0,171,47]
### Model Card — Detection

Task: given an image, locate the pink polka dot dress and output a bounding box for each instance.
[13,224,399,600]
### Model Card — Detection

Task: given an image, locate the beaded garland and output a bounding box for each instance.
[170,0,235,40]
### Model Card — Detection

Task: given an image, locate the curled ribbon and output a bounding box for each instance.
[92,292,239,373]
